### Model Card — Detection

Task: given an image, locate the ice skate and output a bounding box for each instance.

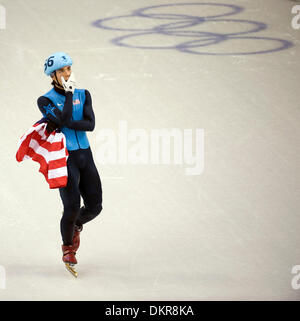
[65,263,78,278]
[62,244,78,278]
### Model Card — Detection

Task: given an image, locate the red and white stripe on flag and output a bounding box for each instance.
[16,122,69,189]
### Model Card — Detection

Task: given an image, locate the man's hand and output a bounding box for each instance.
[46,120,58,134]
[61,73,76,94]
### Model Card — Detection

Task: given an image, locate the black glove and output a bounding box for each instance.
[46,120,58,134]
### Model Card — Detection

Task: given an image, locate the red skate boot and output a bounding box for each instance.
[72,225,83,253]
[62,244,78,277]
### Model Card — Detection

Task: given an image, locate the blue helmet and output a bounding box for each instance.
[44,52,73,76]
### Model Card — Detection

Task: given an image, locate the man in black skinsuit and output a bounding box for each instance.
[37,52,102,271]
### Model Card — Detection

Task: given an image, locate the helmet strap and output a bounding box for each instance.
[52,71,64,90]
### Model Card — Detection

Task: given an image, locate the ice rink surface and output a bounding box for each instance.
[0,0,300,300]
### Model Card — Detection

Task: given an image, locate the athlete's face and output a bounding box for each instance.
[51,65,72,86]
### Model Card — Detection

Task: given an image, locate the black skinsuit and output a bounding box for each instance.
[37,85,103,245]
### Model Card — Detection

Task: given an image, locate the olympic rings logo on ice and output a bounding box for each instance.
[92,2,293,55]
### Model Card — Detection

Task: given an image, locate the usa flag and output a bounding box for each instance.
[16,120,69,189]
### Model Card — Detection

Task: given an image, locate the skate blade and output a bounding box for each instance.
[65,263,78,278]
